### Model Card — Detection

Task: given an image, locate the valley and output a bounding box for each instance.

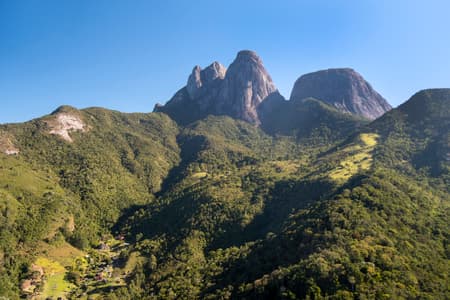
[21,236,134,299]
[0,50,448,299]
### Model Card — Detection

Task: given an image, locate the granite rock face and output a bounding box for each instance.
[186,62,226,99]
[217,50,278,124]
[290,68,391,120]
[155,50,280,125]
[155,53,391,125]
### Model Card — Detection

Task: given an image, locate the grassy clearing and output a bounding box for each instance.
[0,156,60,196]
[192,172,208,179]
[268,160,302,175]
[360,133,378,146]
[35,256,75,299]
[119,251,146,275]
[34,237,131,299]
[35,257,66,274]
[33,242,86,299]
[44,241,86,267]
[41,273,74,299]
[328,133,379,182]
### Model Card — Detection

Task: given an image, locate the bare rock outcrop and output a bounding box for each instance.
[155,50,280,125]
[217,50,278,124]
[290,68,391,120]
[155,53,391,125]
[47,106,87,142]
[0,132,19,155]
[186,62,226,99]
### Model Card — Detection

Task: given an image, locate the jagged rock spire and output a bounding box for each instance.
[156,50,280,125]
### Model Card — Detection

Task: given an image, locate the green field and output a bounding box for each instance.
[328,133,379,181]
[34,257,74,299]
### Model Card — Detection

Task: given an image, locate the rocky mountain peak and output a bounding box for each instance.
[186,66,202,98]
[235,50,263,62]
[204,61,227,81]
[186,62,226,99]
[290,68,391,120]
[156,50,280,125]
[218,50,278,124]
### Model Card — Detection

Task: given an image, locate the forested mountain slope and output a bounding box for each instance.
[0,57,448,299]
[112,89,449,299]
[0,107,180,298]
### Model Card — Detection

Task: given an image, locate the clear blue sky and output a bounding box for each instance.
[1,0,449,123]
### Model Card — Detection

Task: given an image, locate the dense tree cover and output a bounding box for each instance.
[0,156,76,298]
[0,107,180,298]
[260,97,368,146]
[113,91,449,299]
[0,90,448,299]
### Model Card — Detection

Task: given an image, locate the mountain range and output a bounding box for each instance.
[0,50,448,300]
[154,50,391,125]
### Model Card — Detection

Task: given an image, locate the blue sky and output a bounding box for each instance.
[1,0,449,123]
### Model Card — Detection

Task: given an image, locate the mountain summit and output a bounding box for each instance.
[156,52,391,125]
[0,59,448,299]
[217,50,278,124]
[154,50,280,125]
[186,62,226,99]
[290,68,391,119]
